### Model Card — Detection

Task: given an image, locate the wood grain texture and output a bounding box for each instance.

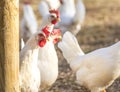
[0,0,19,92]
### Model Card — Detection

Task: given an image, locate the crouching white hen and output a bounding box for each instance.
[58,31,120,92]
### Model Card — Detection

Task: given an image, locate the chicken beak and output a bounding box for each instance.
[58,35,62,41]
[56,18,61,22]
[46,38,50,41]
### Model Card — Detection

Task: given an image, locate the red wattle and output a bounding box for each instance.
[53,38,58,44]
[51,20,57,25]
[38,39,46,47]
[42,26,50,37]
[52,29,61,35]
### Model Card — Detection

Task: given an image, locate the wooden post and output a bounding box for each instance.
[0,0,19,92]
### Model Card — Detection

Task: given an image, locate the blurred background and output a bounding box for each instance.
[20,0,120,92]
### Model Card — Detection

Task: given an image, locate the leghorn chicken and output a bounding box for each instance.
[58,31,120,92]
[20,31,41,92]
[37,10,61,91]
[55,0,86,35]
[19,9,61,92]
[20,1,38,44]
[38,0,61,17]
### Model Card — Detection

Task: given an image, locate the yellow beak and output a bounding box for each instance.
[56,18,61,22]
[58,35,62,41]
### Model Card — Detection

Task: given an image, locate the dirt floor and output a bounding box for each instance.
[20,0,120,92]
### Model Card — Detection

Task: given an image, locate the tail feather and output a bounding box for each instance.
[58,31,84,63]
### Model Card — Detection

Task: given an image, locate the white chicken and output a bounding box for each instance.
[20,2,38,44]
[55,0,86,35]
[19,9,61,92]
[38,0,61,17]
[20,30,41,92]
[58,31,120,92]
[19,10,60,92]
[37,10,61,90]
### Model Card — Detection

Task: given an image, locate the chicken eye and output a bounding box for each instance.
[50,15,55,19]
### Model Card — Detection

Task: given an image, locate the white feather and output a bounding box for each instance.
[38,0,60,17]
[38,41,58,89]
[20,4,37,43]
[38,1,49,17]
[46,0,61,9]
[73,0,86,24]
[58,31,120,92]
[37,10,60,90]
[55,0,86,35]
[59,0,76,25]
[20,33,41,92]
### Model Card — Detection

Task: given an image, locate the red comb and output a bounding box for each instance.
[49,9,60,17]
[51,29,61,35]
[42,26,50,37]
[38,39,46,47]
[51,29,61,44]
[38,34,46,47]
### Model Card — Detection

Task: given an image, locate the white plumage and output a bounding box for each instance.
[20,32,41,92]
[55,0,86,35]
[38,1,49,17]
[38,0,61,17]
[19,3,40,92]
[46,0,61,9]
[20,3,38,43]
[58,31,120,92]
[19,9,61,92]
[74,0,86,25]
[38,40,58,90]
[37,10,61,90]
[58,0,76,25]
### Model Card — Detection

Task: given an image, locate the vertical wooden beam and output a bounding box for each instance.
[0,0,19,92]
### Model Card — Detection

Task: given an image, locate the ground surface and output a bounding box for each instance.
[20,0,120,92]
